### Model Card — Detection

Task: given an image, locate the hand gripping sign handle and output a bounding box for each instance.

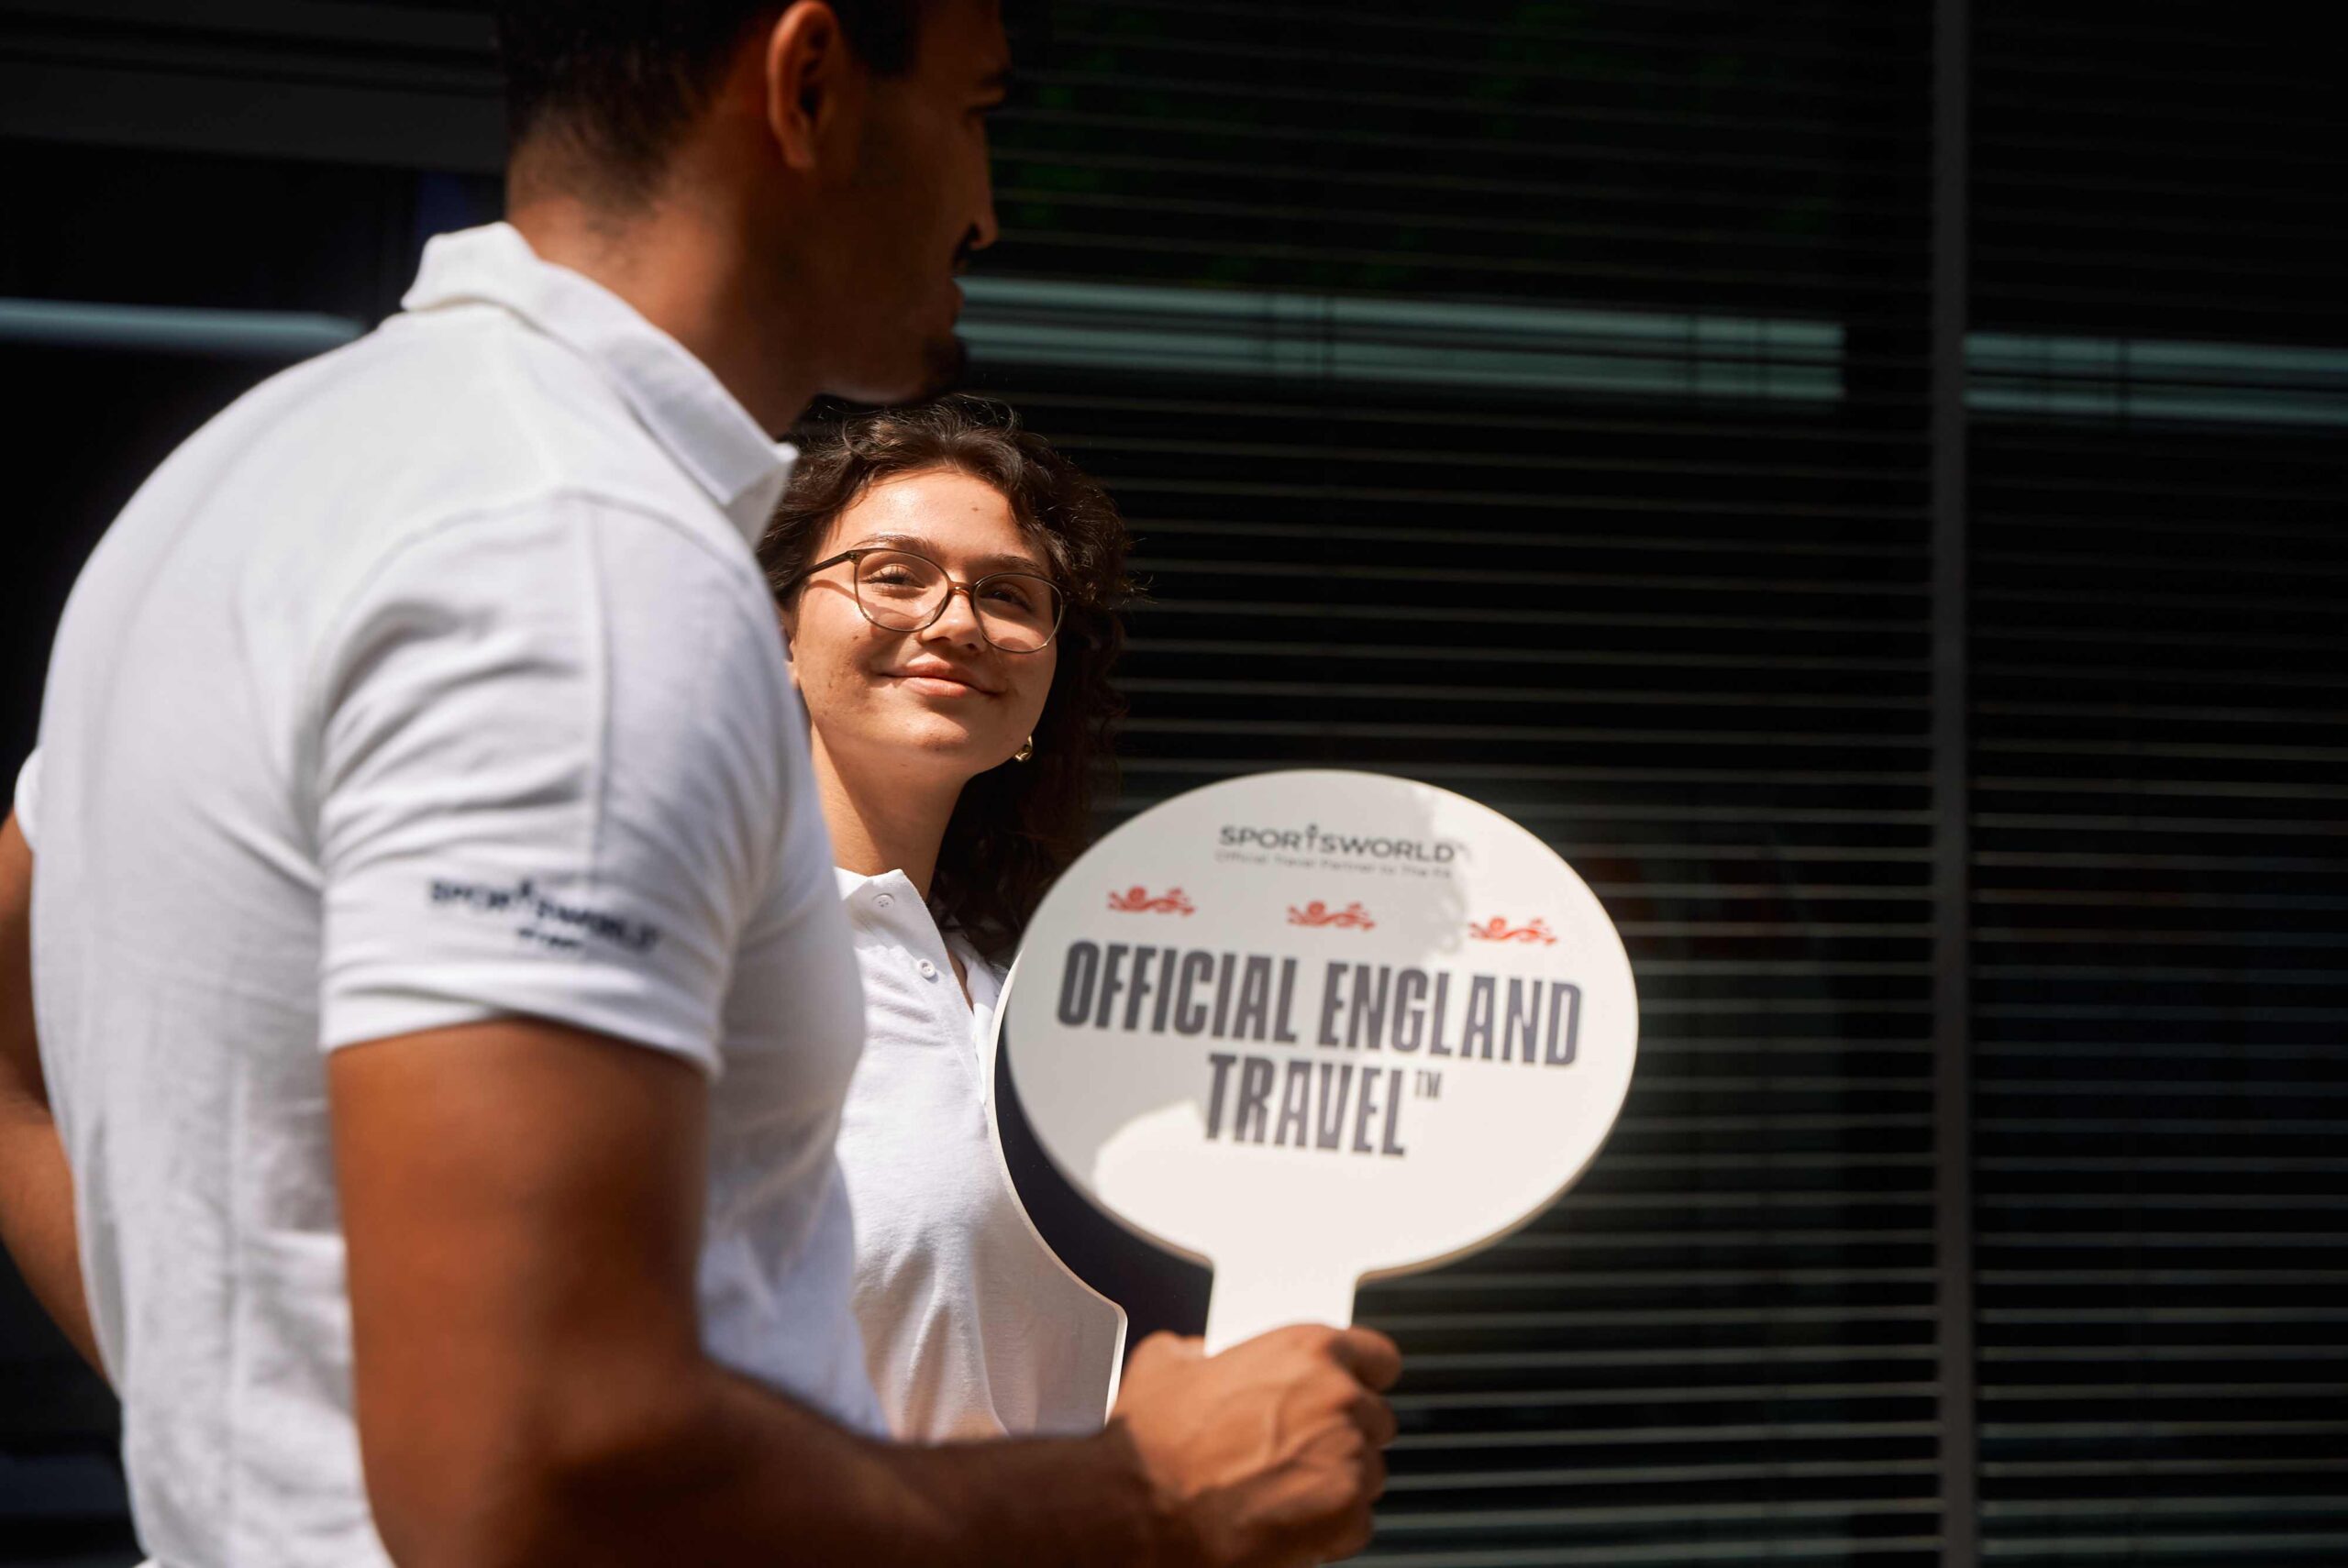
[1202,1242,1360,1356]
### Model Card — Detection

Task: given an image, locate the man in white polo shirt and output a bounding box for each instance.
[0,3,1399,1564]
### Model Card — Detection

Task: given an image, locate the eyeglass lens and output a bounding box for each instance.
[854,549,1063,653]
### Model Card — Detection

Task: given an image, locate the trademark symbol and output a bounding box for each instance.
[1413,1070,1443,1100]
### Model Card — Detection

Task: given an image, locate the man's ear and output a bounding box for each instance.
[764,1,864,175]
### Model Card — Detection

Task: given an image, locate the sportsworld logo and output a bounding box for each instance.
[1216,823,1460,864]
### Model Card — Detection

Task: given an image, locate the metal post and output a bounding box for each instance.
[1931,0,1976,1562]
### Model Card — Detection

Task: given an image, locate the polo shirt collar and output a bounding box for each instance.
[401,223,796,546]
[836,866,924,910]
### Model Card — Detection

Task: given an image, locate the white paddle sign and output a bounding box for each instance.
[1001,770,1637,1352]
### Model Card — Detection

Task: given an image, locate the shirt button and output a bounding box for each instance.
[917,959,939,980]
[875,892,894,909]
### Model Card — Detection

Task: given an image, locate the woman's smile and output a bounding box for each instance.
[891,658,1002,699]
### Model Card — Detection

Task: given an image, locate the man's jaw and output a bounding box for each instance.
[918,331,971,399]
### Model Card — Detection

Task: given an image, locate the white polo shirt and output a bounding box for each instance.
[834,869,1124,1441]
[24,223,879,1568]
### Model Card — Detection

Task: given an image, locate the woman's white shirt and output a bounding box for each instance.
[832,867,1126,1441]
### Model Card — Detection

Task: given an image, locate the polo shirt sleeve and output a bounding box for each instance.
[314,500,793,1071]
[9,750,38,849]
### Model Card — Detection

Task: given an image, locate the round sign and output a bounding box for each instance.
[1000,769,1637,1352]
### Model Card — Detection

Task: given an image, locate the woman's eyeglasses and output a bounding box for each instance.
[789,547,1065,654]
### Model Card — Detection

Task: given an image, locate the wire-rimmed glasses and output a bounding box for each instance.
[789,547,1065,654]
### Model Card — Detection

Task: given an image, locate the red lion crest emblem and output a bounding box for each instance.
[1468,916,1558,945]
[1288,900,1376,930]
[1107,886,1196,916]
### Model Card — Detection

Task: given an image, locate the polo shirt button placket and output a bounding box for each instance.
[917,959,939,981]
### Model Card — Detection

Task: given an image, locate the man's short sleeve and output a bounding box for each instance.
[11,750,39,849]
[316,501,792,1070]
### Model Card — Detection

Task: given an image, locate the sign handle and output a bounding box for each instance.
[1202,1252,1360,1355]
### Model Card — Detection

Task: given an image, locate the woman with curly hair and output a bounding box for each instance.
[759,394,1133,1441]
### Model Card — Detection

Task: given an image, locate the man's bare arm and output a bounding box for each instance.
[0,811,100,1372]
[333,1021,1395,1568]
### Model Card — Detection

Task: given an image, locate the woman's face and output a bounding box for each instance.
[783,467,1060,785]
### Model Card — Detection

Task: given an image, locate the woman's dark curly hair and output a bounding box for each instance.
[759,395,1133,962]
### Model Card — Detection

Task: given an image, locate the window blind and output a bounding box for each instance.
[969,4,1947,1562]
[1967,2,2348,1563]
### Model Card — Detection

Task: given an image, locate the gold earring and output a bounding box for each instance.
[1014,735,1035,763]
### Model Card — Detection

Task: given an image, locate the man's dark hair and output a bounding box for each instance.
[494,2,930,192]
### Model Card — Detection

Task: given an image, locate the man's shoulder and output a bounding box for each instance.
[112,304,723,555]
[347,307,731,533]
[201,308,764,615]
